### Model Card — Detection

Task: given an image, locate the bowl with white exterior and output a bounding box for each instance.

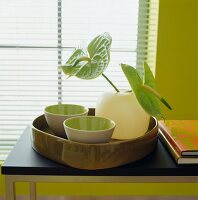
[63,116,115,144]
[44,104,88,138]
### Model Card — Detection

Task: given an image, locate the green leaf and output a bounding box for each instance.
[62,62,88,78]
[121,64,142,93]
[143,62,172,110]
[88,32,112,62]
[144,62,156,89]
[65,49,86,66]
[121,63,164,118]
[61,49,87,77]
[76,54,105,79]
[61,33,112,80]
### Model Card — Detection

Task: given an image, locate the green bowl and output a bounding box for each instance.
[63,116,116,144]
[44,104,88,138]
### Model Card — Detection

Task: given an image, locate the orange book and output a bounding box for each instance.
[159,120,198,156]
[159,129,198,165]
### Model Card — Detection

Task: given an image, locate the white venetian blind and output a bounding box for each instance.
[0,0,159,160]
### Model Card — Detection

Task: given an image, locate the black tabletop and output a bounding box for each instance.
[1,127,198,176]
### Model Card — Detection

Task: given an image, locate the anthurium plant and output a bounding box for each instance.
[61,33,172,118]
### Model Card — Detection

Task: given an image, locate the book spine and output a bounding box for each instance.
[159,124,182,155]
[159,130,180,164]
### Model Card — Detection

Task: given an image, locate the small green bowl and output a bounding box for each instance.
[63,116,116,144]
[44,104,88,138]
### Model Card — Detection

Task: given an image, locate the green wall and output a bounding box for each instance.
[156,0,198,119]
[196,0,198,117]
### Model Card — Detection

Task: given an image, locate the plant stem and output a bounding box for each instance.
[78,56,91,62]
[102,73,120,92]
[72,56,91,66]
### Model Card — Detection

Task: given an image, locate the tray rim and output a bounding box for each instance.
[32,114,158,147]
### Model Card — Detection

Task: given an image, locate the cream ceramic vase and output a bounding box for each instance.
[95,91,150,140]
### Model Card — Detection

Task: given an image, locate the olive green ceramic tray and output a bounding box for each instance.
[31,110,158,170]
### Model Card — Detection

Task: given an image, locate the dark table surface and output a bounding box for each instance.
[1,127,198,176]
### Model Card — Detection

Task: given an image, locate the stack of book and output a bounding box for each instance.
[159,120,198,165]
